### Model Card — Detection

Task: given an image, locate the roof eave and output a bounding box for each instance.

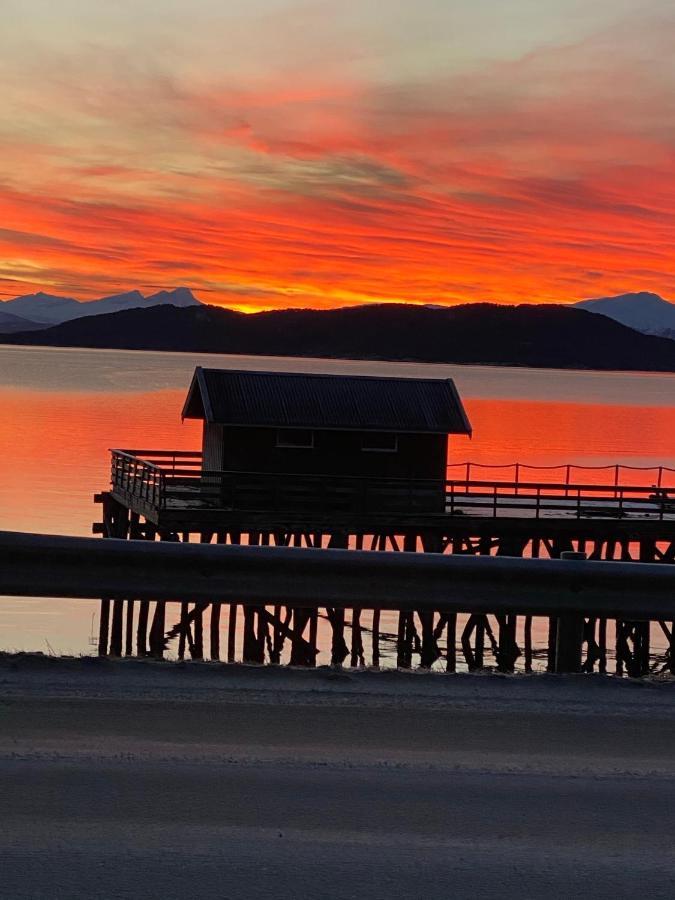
[446,379,473,436]
[181,366,214,421]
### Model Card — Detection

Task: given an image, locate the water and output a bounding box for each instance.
[0,344,673,656]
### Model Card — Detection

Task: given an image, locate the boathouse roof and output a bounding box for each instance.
[182,367,472,435]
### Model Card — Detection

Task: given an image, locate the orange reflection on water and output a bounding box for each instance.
[450,398,675,488]
[0,388,200,535]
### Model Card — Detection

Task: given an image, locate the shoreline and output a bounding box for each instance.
[3,651,675,708]
[3,337,675,376]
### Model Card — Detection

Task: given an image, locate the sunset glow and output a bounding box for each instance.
[2,1,674,308]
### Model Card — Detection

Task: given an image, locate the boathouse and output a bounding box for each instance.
[180,367,472,512]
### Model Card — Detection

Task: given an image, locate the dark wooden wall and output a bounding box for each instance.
[203,425,448,481]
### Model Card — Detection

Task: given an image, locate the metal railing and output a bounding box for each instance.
[2,529,675,615]
[448,461,675,491]
[1,530,675,676]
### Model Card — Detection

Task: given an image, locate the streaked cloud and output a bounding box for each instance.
[0,2,674,306]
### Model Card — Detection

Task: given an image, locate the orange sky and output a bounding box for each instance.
[1,2,674,310]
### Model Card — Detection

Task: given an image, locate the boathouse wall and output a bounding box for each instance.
[202,422,224,471]
[209,425,448,480]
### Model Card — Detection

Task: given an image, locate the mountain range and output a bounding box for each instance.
[0,287,200,329]
[0,308,46,333]
[2,286,674,340]
[4,301,675,372]
[574,292,675,338]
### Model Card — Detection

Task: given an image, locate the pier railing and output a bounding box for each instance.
[448,461,675,491]
[1,530,675,676]
[110,450,675,520]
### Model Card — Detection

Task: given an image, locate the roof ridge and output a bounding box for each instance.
[199,367,453,385]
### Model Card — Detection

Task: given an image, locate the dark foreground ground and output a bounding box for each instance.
[1,656,675,899]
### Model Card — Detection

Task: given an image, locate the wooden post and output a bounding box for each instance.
[210,602,221,660]
[350,608,363,667]
[227,603,238,662]
[446,613,457,672]
[270,604,284,664]
[325,607,348,666]
[110,600,124,656]
[243,607,260,662]
[419,611,437,668]
[178,602,189,660]
[371,609,381,667]
[149,602,166,659]
[136,600,149,656]
[524,615,533,672]
[193,603,204,659]
[598,618,607,673]
[124,599,134,656]
[474,616,485,668]
[547,617,558,672]
[397,610,408,668]
[555,614,584,673]
[554,551,586,673]
[496,614,519,672]
[308,609,318,667]
[98,599,110,656]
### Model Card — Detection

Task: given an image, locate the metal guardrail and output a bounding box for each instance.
[1,530,674,620]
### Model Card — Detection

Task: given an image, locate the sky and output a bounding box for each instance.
[1,0,674,310]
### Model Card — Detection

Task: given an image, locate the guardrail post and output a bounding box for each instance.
[554,551,586,673]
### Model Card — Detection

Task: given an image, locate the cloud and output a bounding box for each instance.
[1,6,674,306]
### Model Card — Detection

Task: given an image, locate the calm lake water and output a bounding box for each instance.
[1,344,674,656]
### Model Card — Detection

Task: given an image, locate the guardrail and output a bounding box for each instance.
[1,529,674,615]
[1,531,674,676]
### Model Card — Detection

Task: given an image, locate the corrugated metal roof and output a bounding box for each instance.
[182,367,472,435]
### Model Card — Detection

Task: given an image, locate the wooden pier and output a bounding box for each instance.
[83,448,675,678]
[80,368,675,677]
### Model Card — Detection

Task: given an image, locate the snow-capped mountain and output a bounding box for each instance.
[574,292,675,337]
[1,287,201,327]
[0,309,45,332]
[3,292,82,325]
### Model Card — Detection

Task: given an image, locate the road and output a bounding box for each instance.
[1,657,675,899]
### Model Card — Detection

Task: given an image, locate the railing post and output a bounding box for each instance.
[514,463,520,496]
[554,551,586,673]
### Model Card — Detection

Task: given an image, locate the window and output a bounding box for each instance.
[362,432,398,453]
[276,428,315,449]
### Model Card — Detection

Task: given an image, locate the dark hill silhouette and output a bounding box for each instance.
[4,302,675,371]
